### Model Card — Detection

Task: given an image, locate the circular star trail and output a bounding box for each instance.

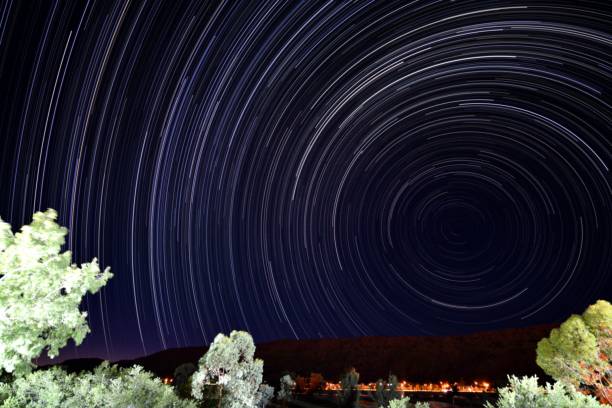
[0,0,611,359]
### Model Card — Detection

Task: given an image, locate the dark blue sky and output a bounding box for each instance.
[1,0,611,361]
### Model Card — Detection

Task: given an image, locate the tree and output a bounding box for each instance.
[277,374,295,406]
[191,331,264,408]
[536,300,611,403]
[339,367,360,408]
[0,209,195,407]
[485,375,603,408]
[0,209,112,376]
[277,374,294,405]
[373,374,401,407]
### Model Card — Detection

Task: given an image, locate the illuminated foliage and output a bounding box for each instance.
[257,384,274,408]
[0,209,112,376]
[0,363,195,408]
[277,374,295,402]
[536,300,611,403]
[191,331,264,408]
[387,397,429,408]
[485,375,603,408]
[277,373,295,404]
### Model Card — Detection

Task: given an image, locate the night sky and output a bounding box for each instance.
[0,0,611,361]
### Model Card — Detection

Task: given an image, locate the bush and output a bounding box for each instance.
[485,375,603,408]
[277,374,295,402]
[387,397,429,408]
[0,363,195,408]
[257,384,274,408]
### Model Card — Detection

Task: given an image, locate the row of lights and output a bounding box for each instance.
[324,380,492,393]
[161,376,492,393]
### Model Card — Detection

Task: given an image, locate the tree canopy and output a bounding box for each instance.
[191,331,264,408]
[536,300,611,404]
[0,209,112,376]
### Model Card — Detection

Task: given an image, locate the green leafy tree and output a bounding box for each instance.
[191,331,264,408]
[536,300,611,404]
[485,375,603,408]
[0,209,112,376]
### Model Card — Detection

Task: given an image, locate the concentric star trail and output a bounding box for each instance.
[0,0,611,360]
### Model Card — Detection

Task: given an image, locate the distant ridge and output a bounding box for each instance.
[51,324,556,385]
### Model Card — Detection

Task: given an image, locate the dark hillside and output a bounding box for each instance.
[50,324,556,385]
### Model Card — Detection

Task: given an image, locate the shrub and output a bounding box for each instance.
[277,374,295,402]
[387,397,429,408]
[0,363,195,408]
[485,375,603,408]
[257,384,274,408]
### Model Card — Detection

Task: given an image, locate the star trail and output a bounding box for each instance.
[0,0,611,360]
